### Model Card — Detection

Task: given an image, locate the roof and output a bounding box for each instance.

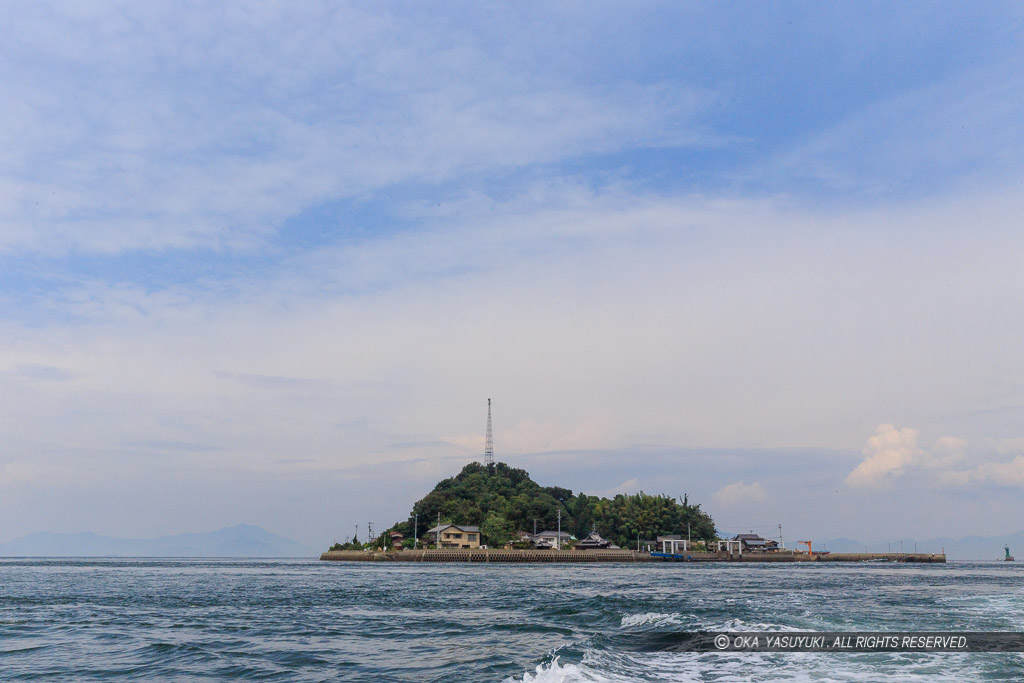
[536,530,571,538]
[656,535,682,542]
[425,524,481,534]
[579,532,611,547]
[733,533,767,546]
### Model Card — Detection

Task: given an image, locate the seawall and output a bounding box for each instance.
[321,549,649,562]
[319,549,946,563]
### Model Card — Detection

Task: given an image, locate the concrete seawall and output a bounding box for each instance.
[321,549,649,562]
[320,549,945,563]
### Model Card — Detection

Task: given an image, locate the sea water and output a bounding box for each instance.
[2,558,1023,681]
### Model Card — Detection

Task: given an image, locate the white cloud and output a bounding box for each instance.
[845,424,924,488]
[766,57,1024,194]
[995,438,1024,455]
[929,436,968,469]
[0,4,717,256]
[973,456,1024,488]
[6,188,1024,484]
[593,479,641,499]
[3,4,1024,543]
[846,427,1024,491]
[714,482,766,506]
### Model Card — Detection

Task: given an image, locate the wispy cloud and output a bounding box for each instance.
[3,3,1024,545]
[0,4,719,257]
[1,363,77,382]
[765,58,1024,198]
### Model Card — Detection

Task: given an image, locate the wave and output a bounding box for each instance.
[506,649,1014,683]
[620,613,685,628]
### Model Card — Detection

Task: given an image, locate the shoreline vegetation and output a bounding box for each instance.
[330,461,715,552]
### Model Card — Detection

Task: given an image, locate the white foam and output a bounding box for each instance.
[700,617,803,632]
[506,649,1004,683]
[507,657,609,683]
[620,612,684,628]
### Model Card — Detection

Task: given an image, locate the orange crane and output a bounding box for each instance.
[797,540,814,557]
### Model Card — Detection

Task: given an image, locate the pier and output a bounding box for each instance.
[320,549,945,563]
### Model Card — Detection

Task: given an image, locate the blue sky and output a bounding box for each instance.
[2,2,1024,548]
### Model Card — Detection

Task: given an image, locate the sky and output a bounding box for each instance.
[2,2,1024,550]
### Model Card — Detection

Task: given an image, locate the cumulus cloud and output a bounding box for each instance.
[929,436,968,469]
[713,481,766,506]
[845,424,924,488]
[973,456,1024,487]
[846,426,1024,491]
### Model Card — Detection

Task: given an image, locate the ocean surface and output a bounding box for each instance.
[2,558,1023,681]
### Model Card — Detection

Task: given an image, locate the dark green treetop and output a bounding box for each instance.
[389,461,716,549]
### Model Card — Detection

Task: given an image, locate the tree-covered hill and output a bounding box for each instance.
[386,461,716,549]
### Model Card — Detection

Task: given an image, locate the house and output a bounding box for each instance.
[389,531,405,550]
[533,530,572,549]
[515,531,535,543]
[733,533,770,552]
[506,531,536,548]
[425,524,481,549]
[578,531,612,549]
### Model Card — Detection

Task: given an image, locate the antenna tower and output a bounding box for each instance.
[484,398,494,466]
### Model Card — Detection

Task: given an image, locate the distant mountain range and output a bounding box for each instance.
[818,530,1024,561]
[0,524,316,557]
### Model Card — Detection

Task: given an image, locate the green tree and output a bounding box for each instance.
[480,513,515,548]
[384,461,718,550]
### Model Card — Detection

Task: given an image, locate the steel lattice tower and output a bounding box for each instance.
[484,398,494,466]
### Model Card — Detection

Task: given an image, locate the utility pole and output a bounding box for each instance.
[557,509,562,550]
[436,512,441,548]
[778,523,784,550]
[688,522,692,545]
[367,522,373,548]
[533,519,538,535]
[414,513,418,550]
[354,525,358,546]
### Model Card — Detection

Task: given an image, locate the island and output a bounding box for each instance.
[321,461,944,563]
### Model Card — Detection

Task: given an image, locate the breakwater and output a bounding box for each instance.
[320,549,945,563]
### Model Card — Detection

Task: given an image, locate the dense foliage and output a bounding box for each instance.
[389,462,716,549]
